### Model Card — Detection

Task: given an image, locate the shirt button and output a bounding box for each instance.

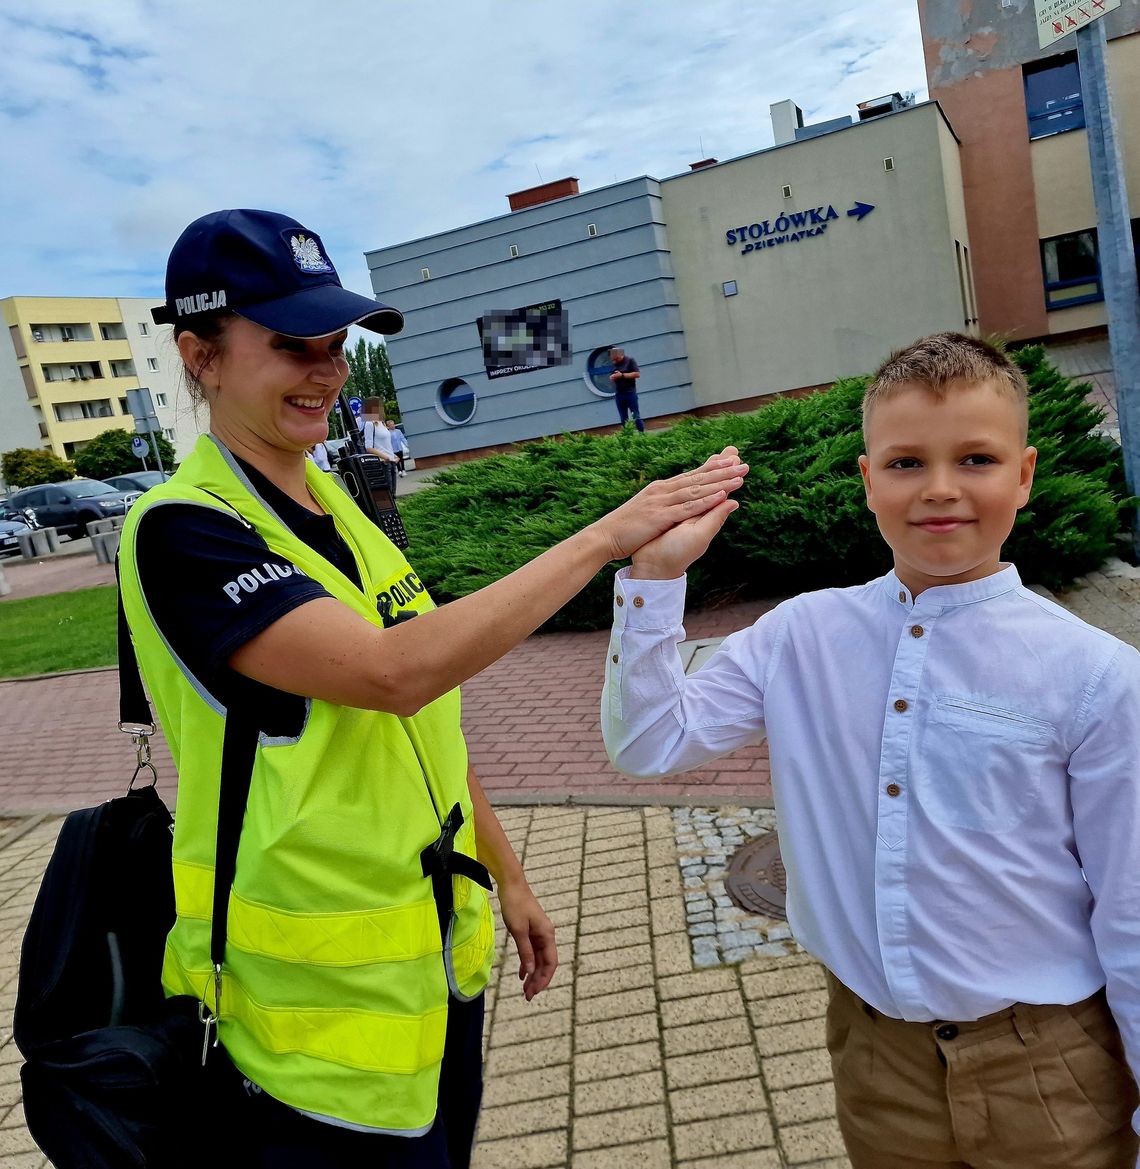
[893,699,908,713]
[898,591,906,603]
[616,596,624,607]
[910,625,924,638]
[886,783,902,797]
[611,654,619,664]
[936,1024,959,1041]
[632,596,645,608]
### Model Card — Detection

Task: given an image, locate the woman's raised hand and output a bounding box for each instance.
[590,447,748,563]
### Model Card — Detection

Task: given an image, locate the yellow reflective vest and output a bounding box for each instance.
[118,434,494,1132]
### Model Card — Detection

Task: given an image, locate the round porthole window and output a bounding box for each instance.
[437,378,477,425]
[584,346,617,398]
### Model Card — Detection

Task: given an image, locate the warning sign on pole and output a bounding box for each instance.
[1035,0,1120,49]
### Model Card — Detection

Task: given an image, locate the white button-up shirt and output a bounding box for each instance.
[603,564,1140,1109]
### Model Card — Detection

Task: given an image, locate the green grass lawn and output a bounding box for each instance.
[0,585,117,678]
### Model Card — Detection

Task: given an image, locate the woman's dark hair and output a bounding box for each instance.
[174,310,236,402]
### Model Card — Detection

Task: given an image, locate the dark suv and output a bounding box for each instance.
[10,479,141,539]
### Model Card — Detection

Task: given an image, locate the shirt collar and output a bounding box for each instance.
[885,564,1022,609]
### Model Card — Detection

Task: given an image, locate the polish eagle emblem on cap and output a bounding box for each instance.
[289,233,334,275]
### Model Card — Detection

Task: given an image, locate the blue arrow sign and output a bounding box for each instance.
[846,200,875,222]
[131,436,148,459]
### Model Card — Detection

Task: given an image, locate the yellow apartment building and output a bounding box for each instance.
[1,296,196,465]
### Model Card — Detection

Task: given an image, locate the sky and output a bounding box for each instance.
[1,1,930,306]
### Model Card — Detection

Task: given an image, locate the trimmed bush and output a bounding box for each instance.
[399,346,1129,631]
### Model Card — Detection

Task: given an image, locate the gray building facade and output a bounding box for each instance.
[367,98,975,465]
[365,178,693,461]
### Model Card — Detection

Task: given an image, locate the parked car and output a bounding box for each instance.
[102,470,172,493]
[0,502,36,557]
[9,480,141,539]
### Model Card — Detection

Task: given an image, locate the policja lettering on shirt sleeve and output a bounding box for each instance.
[223,561,307,605]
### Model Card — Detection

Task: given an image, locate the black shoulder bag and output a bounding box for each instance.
[13,581,258,1169]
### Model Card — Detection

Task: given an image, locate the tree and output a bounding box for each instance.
[2,447,75,489]
[344,337,400,422]
[72,429,177,480]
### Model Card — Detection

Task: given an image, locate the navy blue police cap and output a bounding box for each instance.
[152,208,403,338]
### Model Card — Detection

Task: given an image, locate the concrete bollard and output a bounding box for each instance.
[18,529,53,559]
[91,528,122,565]
[0,565,9,597]
[85,517,124,539]
[42,526,60,553]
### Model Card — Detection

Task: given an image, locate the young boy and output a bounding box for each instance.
[602,333,1140,1169]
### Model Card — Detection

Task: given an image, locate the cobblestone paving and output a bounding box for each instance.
[675,807,802,969]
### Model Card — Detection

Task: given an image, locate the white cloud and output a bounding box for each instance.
[1,0,928,300]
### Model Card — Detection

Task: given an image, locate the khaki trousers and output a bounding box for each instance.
[825,972,1139,1169]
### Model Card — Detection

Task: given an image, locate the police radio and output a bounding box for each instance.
[334,393,410,549]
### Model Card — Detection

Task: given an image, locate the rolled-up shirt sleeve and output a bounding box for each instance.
[601,567,784,778]
[1067,642,1140,1136]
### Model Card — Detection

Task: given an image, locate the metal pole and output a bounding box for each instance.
[1076,18,1140,554]
[149,430,166,476]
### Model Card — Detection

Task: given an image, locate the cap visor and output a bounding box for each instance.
[237,285,404,337]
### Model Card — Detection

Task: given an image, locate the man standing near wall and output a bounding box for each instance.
[609,347,645,432]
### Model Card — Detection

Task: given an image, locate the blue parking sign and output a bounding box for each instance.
[131,436,149,459]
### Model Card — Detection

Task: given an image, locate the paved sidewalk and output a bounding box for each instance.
[0,559,1138,1166]
[0,806,846,1169]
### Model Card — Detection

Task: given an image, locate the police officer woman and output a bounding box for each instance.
[119,209,747,1168]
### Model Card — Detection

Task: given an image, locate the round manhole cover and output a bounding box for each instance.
[725,831,787,920]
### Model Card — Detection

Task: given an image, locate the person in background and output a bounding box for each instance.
[609,346,644,433]
[123,206,749,1169]
[360,397,399,494]
[306,440,331,471]
[387,418,410,477]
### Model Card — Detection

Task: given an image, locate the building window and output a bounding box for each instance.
[119,397,129,413]
[1025,52,1084,140]
[155,392,168,407]
[1041,229,1102,309]
[147,357,159,371]
[587,223,598,237]
[584,346,617,398]
[138,321,149,336]
[421,268,431,281]
[436,378,476,425]
[509,244,519,258]
[163,428,176,442]
[722,280,738,297]
[100,323,127,340]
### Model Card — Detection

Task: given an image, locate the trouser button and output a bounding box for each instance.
[935,1023,959,1041]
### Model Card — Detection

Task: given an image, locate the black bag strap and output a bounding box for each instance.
[115,560,154,734]
[115,554,258,1010]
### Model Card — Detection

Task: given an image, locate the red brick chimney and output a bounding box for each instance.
[507,177,579,212]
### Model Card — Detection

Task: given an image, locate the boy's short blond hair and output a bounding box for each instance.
[862,332,1029,443]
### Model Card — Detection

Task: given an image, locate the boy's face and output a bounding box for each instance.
[858,380,1036,596]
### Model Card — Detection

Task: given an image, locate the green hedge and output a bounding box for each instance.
[399,346,1129,631]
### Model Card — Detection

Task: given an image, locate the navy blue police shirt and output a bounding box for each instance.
[136,458,363,738]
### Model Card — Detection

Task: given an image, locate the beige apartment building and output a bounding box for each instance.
[918,1,1140,342]
[0,296,201,469]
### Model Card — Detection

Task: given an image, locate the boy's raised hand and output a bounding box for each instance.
[627,448,745,580]
[591,447,748,564]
